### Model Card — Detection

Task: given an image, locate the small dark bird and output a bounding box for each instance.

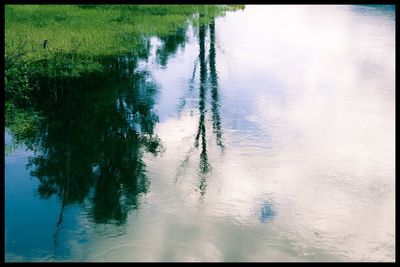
[43,39,48,49]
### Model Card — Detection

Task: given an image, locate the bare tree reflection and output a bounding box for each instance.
[196,23,211,196]
[175,19,224,197]
[209,20,224,149]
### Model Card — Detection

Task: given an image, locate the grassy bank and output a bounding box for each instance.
[5,4,244,96]
[5,5,243,59]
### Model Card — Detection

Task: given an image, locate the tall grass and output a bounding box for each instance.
[5,5,243,59]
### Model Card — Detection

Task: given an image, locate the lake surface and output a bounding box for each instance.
[5,5,395,262]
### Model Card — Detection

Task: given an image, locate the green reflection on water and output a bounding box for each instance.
[27,56,160,228]
[5,28,194,230]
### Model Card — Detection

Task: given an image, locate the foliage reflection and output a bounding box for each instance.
[6,28,192,227]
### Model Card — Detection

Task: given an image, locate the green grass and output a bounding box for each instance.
[5,5,243,60]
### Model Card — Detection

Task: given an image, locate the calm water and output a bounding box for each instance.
[5,5,395,262]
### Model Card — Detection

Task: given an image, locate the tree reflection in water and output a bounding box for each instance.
[6,28,192,252]
[175,19,224,198]
[27,54,161,227]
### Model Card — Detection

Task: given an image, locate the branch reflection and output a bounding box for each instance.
[175,19,224,198]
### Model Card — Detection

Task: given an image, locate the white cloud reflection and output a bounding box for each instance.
[74,5,394,262]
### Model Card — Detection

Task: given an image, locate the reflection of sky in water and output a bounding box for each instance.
[146,5,394,261]
[5,152,75,261]
[5,5,395,262]
[259,201,276,224]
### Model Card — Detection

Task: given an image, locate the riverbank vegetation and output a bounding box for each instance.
[5,5,242,60]
[5,5,244,147]
[5,4,243,88]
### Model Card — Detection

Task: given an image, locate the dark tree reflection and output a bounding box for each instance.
[7,27,191,229]
[156,27,188,67]
[175,19,224,197]
[209,20,224,149]
[26,56,160,227]
[196,23,210,196]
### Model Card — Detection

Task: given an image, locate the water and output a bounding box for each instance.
[5,5,395,262]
